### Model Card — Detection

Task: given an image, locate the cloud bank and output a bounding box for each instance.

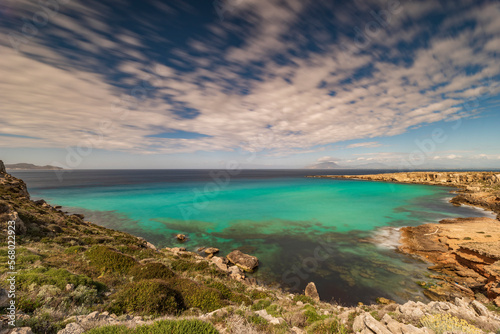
[0,0,499,157]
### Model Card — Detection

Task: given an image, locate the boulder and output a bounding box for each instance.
[176,234,186,241]
[204,247,219,255]
[353,313,392,334]
[57,323,84,334]
[170,247,186,254]
[376,297,396,305]
[470,300,489,317]
[65,284,75,291]
[0,160,5,174]
[211,256,228,271]
[304,282,320,302]
[228,265,245,281]
[226,250,259,272]
[0,288,9,308]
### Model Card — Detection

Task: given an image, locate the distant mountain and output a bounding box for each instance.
[6,163,63,170]
[307,161,341,169]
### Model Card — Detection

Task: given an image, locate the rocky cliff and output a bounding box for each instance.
[0,161,5,174]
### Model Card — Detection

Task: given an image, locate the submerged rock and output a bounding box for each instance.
[226,250,259,272]
[176,234,186,241]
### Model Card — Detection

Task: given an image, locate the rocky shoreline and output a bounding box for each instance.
[312,172,500,307]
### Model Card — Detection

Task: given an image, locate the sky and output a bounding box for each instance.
[0,0,499,169]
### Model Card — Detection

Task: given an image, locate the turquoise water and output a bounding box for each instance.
[12,170,494,305]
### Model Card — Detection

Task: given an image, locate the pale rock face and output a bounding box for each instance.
[304,282,320,302]
[57,323,85,334]
[226,250,259,272]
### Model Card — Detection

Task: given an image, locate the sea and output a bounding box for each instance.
[9,169,496,306]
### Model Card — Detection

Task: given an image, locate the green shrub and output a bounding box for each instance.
[170,259,209,272]
[420,313,481,334]
[229,293,252,306]
[251,299,272,311]
[18,311,67,334]
[293,294,315,304]
[307,317,349,334]
[16,267,103,291]
[208,281,232,299]
[87,319,218,334]
[129,262,175,281]
[303,305,327,324]
[109,279,182,316]
[85,246,137,274]
[249,290,270,300]
[64,246,85,254]
[167,277,226,312]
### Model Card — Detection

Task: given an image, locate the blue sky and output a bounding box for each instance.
[0,0,499,169]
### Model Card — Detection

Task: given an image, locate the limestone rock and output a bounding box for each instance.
[0,288,9,308]
[204,247,219,255]
[57,323,84,334]
[353,313,392,334]
[211,256,228,271]
[304,282,320,302]
[176,234,186,241]
[65,284,75,291]
[8,328,33,334]
[377,297,396,305]
[228,265,245,281]
[254,309,284,325]
[470,300,489,317]
[170,247,186,254]
[226,250,259,272]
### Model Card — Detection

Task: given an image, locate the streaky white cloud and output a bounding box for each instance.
[0,0,499,159]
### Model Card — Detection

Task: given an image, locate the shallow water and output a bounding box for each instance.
[11,169,495,305]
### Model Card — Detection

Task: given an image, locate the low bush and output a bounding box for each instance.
[64,246,85,254]
[251,299,272,311]
[170,258,209,272]
[16,267,103,291]
[303,304,327,324]
[129,262,175,281]
[109,279,182,316]
[307,317,349,334]
[86,319,219,334]
[293,294,315,304]
[85,246,137,274]
[167,277,226,312]
[420,313,481,334]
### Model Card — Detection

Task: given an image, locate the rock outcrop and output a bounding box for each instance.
[352,297,500,334]
[226,250,259,272]
[305,282,320,302]
[0,161,6,174]
[399,217,500,302]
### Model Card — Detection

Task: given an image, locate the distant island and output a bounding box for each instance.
[5,162,63,170]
